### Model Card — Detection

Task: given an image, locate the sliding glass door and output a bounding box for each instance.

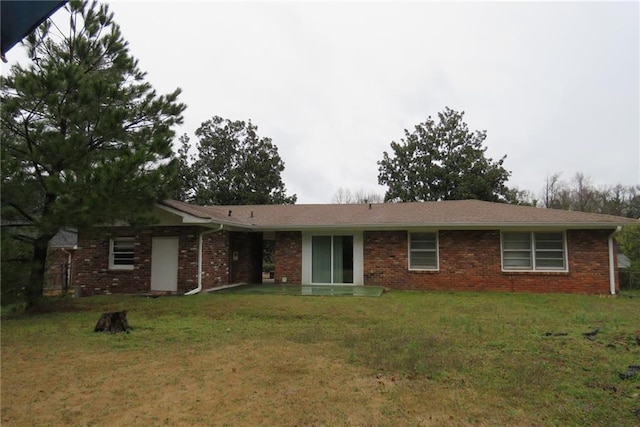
[311,235,353,284]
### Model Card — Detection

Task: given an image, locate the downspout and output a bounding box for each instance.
[185,225,224,296]
[60,246,75,294]
[608,226,622,295]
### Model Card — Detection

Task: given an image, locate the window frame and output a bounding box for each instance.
[501,231,568,272]
[408,231,439,271]
[109,237,135,270]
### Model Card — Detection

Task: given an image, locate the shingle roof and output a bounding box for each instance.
[160,199,637,230]
[50,228,78,247]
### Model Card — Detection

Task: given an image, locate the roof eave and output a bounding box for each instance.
[246,222,628,231]
[156,203,211,221]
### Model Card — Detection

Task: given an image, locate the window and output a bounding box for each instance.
[409,232,438,270]
[109,238,135,270]
[502,232,532,269]
[534,233,566,269]
[502,232,566,271]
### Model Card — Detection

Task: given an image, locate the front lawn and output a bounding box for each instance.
[1,291,639,426]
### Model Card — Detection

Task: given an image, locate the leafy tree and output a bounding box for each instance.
[617,224,640,287]
[377,107,511,202]
[0,229,32,304]
[503,187,537,206]
[175,116,297,205]
[1,0,185,307]
[332,188,384,204]
[604,184,640,218]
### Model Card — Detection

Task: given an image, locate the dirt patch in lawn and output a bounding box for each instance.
[2,340,483,426]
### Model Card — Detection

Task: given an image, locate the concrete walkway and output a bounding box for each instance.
[210,284,385,297]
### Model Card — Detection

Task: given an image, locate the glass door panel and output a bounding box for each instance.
[312,235,353,284]
[334,236,353,284]
[312,236,331,283]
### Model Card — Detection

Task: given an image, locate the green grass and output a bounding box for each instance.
[2,291,639,426]
[620,289,640,298]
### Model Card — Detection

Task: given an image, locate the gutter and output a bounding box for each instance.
[60,245,76,293]
[185,225,224,296]
[182,222,636,232]
[608,226,622,295]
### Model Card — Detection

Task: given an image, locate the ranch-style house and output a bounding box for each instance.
[72,199,637,296]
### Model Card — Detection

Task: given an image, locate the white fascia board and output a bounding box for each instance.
[155,204,256,230]
[491,223,625,230]
[155,204,210,223]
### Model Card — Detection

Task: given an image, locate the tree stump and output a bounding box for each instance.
[94,311,130,333]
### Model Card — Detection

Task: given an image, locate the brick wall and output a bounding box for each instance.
[201,230,230,289]
[363,229,617,294]
[73,226,230,296]
[74,226,618,295]
[274,231,302,284]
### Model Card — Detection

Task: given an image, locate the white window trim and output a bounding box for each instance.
[109,237,135,270]
[501,231,568,273]
[408,231,439,271]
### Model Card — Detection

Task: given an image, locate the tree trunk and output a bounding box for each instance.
[25,192,58,309]
[94,311,130,333]
[25,236,50,308]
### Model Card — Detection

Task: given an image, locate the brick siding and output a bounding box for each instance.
[363,229,617,294]
[201,230,230,288]
[274,231,302,284]
[74,226,618,295]
[73,226,231,296]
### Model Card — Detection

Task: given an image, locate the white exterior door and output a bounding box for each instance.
[151,237,179,292]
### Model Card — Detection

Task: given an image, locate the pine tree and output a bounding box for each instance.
[0,0,185,307]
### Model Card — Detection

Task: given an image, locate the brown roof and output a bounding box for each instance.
[160,199,637,230]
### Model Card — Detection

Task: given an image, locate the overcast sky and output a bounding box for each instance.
[5,1,640,203]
